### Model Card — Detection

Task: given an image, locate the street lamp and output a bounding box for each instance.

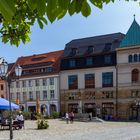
[135,99,140,121]
[0,58,22,140]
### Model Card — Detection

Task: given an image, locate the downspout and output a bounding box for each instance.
[115,65,118,119]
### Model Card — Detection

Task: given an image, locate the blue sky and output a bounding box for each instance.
[0,1,140,63]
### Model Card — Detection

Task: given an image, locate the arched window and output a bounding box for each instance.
[134,54,138,62]
[128,55,132,63]
[132,69,139,83]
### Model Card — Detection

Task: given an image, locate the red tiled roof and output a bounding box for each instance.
[11,50,64,76]
[17,50,64,66]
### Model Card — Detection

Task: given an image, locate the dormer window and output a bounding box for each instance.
[88,46,94,53]
[103,43,112,52]
[71,48,78,55]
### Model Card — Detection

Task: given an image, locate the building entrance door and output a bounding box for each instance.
[84,103,96,117]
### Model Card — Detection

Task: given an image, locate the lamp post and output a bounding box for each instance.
[0,58,22,140]
[135,99,140,121]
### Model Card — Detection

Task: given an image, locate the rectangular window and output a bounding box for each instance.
[11,93,15,100]
[0,84,3,91]
[104,55,112,64]
[16,92,20,100]
[68,75,78,89]
[50,78,54,85]
[131,90,139,98]
[102,72,113,87]
[46,67,53,72]
[16,81,20,88]
[29,91,33,101]
[50,90,55,99]
[103,91,113,98]
[10,82,14,88]
[23,92,27,102]
[22,80,26,87]
[42,78,47,86]
[69,60,76,67]
[36,91,40,99]
[35,79,40,86]
[28,80,33,87]
[43,90,47,99]
[85,74,95,88]
[86,57,93,66]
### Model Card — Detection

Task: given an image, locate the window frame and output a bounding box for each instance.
[102,72,113,87]
[85,74,95,88]
[68,75,78,90]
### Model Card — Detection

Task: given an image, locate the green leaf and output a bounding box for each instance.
[68,0,76,16]
[90,0,103,9]
[37,19,44,29]
[37,0,46,16]
[0,0,16,21]
[46,0,57,23]
[75,0,84,14]
[57,9,67,20]
[27,0,37,10]
[81,1,91,17]
[2,35,8,44]
[40,17,48,25]
[58,0,69,9]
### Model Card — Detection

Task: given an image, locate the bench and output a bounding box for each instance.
[0,120,24,130]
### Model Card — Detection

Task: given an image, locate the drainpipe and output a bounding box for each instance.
[115,65,118,119]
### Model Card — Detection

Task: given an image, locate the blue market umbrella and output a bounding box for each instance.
[0,97,19,110]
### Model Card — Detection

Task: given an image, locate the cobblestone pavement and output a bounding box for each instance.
[0,119,140,140]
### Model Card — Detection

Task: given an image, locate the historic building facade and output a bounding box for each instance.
[60,33,125,119]
[2,17,139,120]
[10,50,63,115]
[116,18,140,120]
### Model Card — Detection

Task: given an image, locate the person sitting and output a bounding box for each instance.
[16,112,24,129]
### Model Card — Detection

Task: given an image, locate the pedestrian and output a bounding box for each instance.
[65,112,69,124]
[88,113,92,121]
[70,111,74,123]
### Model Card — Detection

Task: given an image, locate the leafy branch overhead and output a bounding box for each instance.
[0,0,134,46]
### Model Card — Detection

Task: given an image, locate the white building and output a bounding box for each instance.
[116,18,140,120]
[10,50,63,115]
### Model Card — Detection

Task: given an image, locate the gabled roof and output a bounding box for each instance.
[120,18,140,48]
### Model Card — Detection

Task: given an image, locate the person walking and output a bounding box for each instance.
[70,111,74,123]
[88,113,92,121]
[65,112,69,124]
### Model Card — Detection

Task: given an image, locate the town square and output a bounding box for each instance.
[1,119,140,140]
[0,1,140,140]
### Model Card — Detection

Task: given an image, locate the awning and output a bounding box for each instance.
[0,97,19,110]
